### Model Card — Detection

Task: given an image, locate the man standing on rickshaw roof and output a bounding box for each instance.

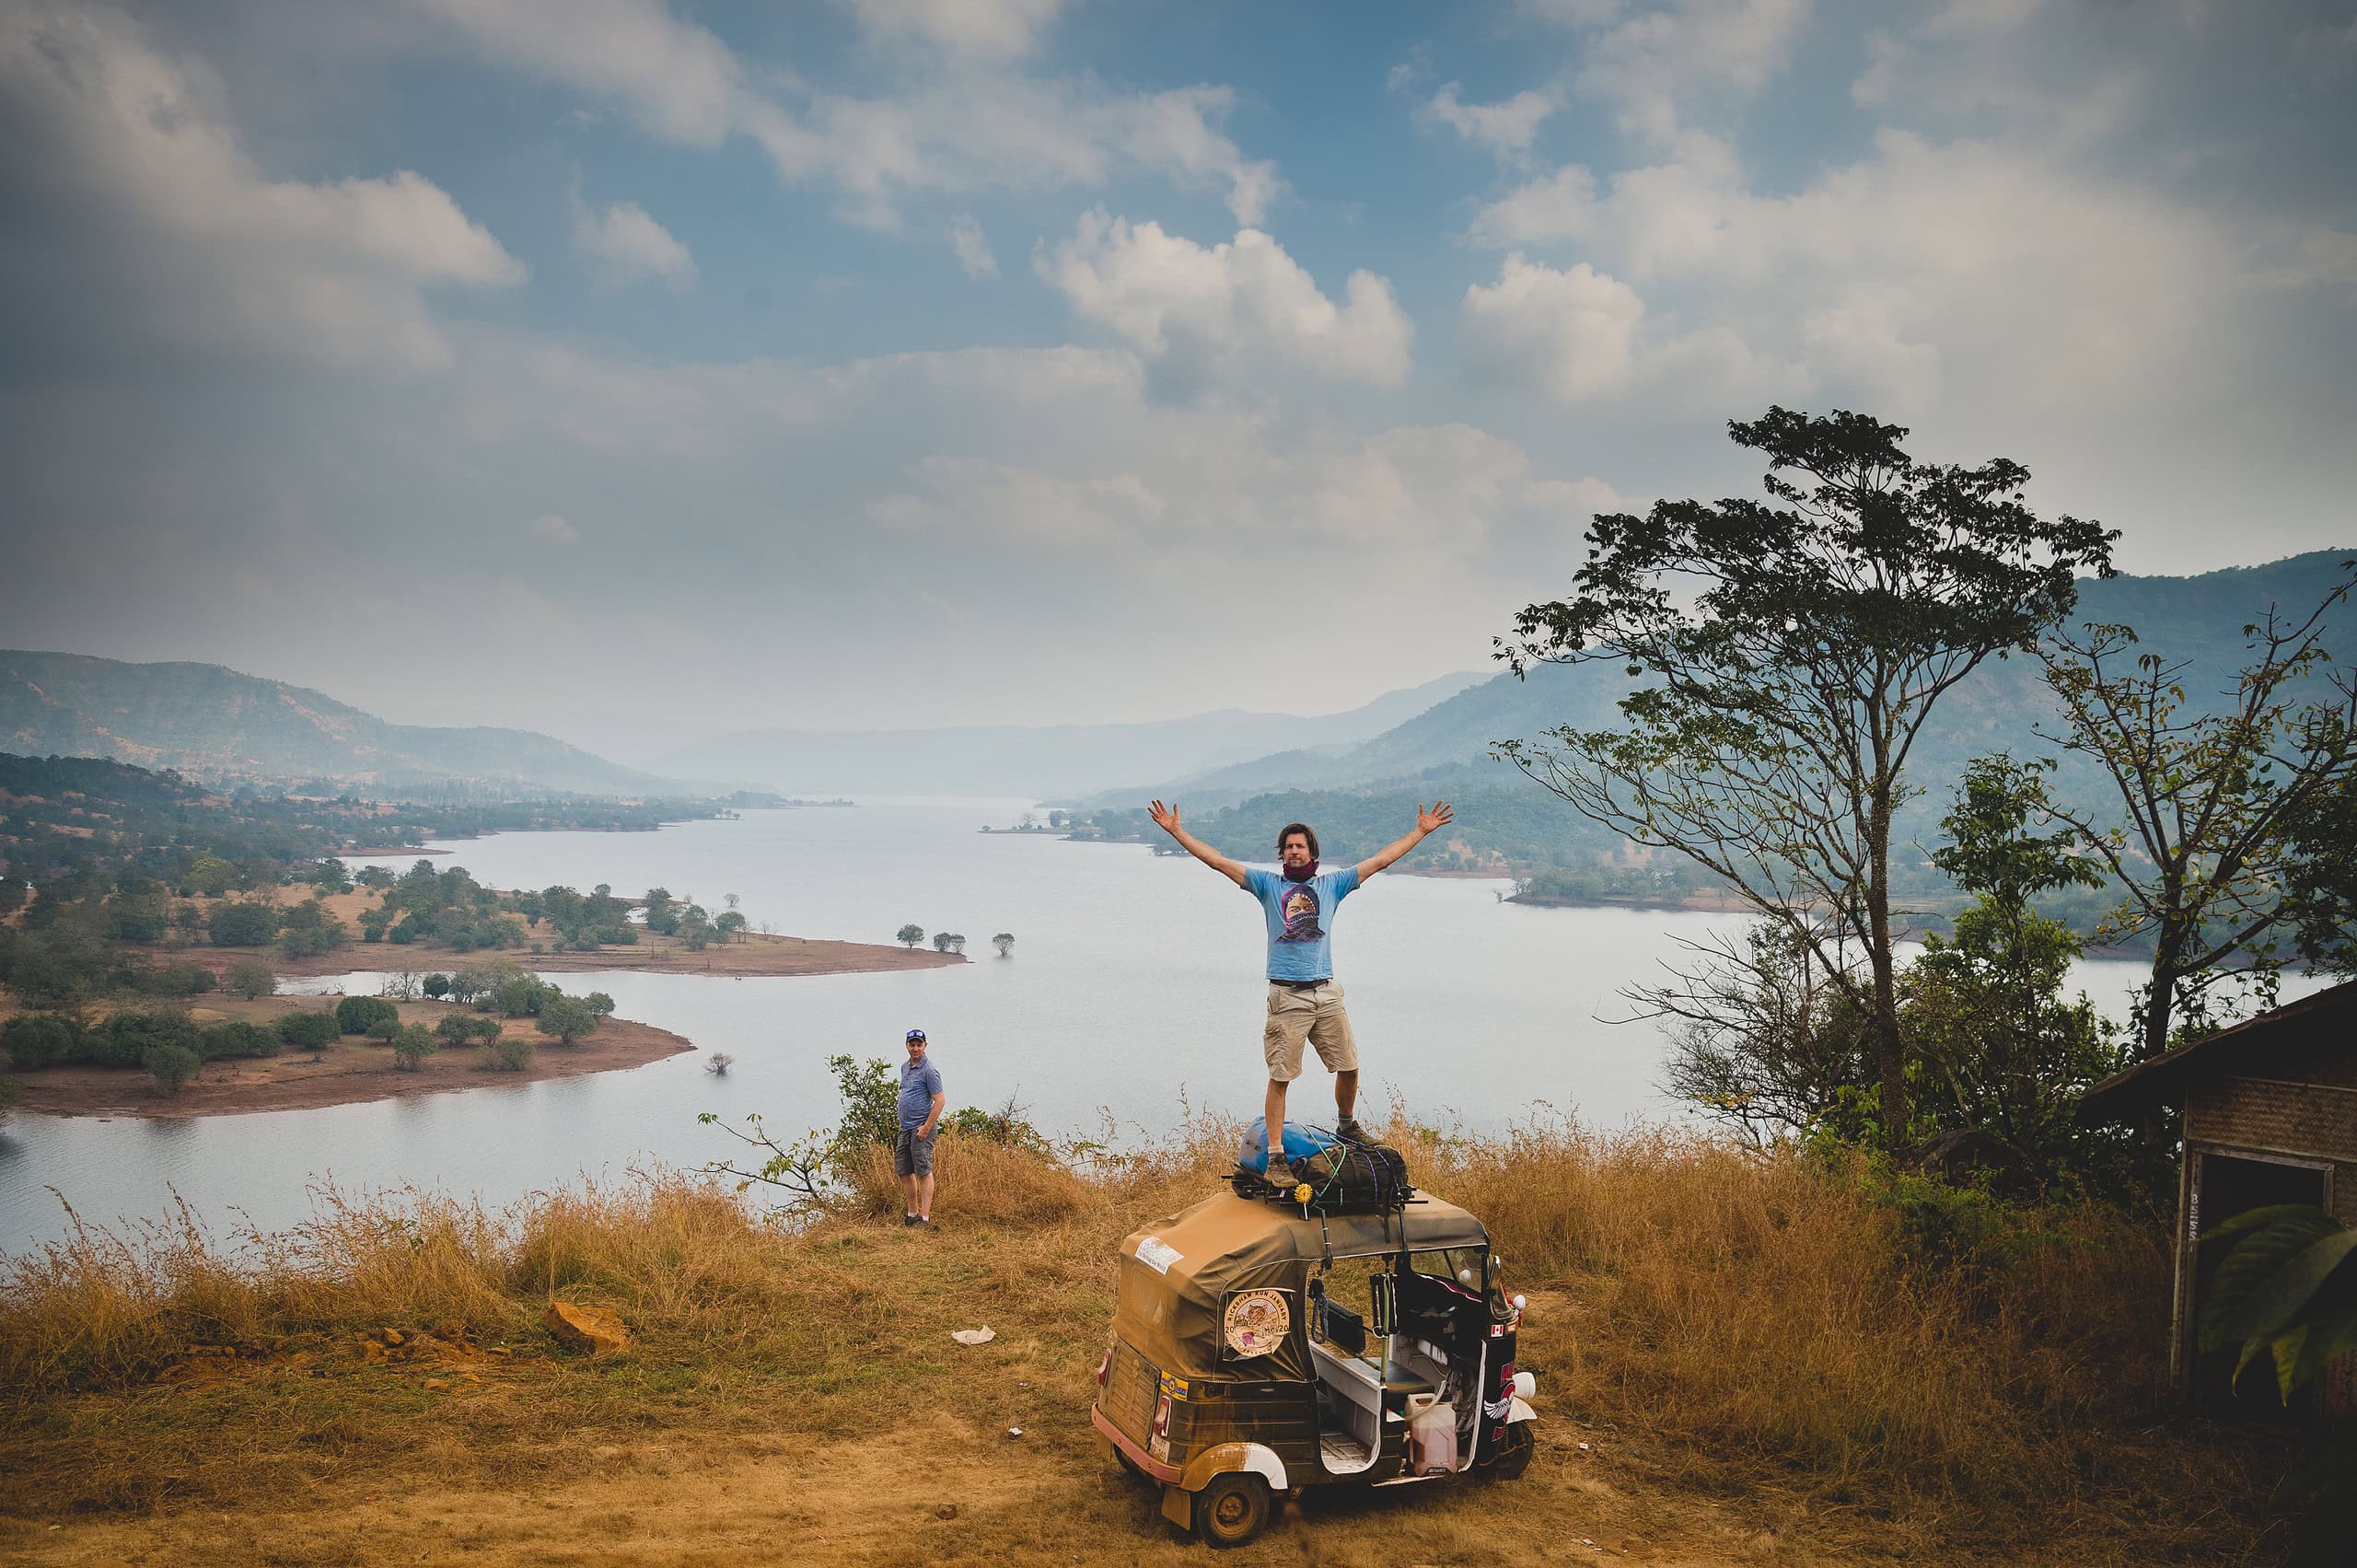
[1147,799,1454,1151]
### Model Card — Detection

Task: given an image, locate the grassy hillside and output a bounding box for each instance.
[0,652,672,796]
[0,1117,2290,1565]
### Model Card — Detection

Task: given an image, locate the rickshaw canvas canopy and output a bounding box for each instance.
[1114,1191,1489,1380]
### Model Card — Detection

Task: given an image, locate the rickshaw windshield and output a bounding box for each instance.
[1404,1247,1488,1291]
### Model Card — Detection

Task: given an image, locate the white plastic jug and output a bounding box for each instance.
[1406,1393,1457,1475]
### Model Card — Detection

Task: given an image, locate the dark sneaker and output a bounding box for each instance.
[903,1214,919,1226]
[1335,1116,1367,1144]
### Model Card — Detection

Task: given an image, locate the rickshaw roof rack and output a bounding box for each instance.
[1226,1165,1421,1214]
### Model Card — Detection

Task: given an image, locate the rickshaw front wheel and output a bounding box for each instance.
[1482,1422,1535,1480]
[1194,1472,1271,1548]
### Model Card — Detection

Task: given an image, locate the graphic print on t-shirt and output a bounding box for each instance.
[1278,881,1325,942]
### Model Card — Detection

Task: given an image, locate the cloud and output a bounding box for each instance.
[1458,254,1644,399]
[1419,83,1559,160]
[1040,211,1413,391]
[834,0,1075,61]
[1532,0,1812,143]
[1457,125,2356,418]
[0,1,523,372]
[949,214,1000,278]
[423,0,1281,226]
[571,194,697,289]
[1457,252,1805,408]
[530,513,581,545]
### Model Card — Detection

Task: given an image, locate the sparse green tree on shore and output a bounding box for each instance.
[143,1042,201,1096]
[1498,407,2117,1144]
[224,958,277,1001]
[896,923,924,949]
[390,1025,439,1072]
[535,995,600,1046]
[2035,562,2357,1058]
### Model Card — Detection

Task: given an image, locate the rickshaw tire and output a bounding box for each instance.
[1483,1423,1535,1481]
[1194,1472,1271,1548]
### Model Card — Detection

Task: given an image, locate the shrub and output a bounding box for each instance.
[224,958,278,1001]
[492,974,552,1018]
[100,1013,200,1071]
[435,1013,496,1045]
[423,973,452,1000]
[276,900,348,958]
[277,1011,339,1056]
[207,903,276,947]
[133,961,217,998]
[142,1043,201,1095]
[333,995,400,1040]
[197,1021,280,1061]
[2,1014,85,1072]
[390,1026,438,1072]
[481,1036,534,1072]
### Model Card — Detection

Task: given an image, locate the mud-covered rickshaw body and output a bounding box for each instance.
[1093,1190,1538,1546]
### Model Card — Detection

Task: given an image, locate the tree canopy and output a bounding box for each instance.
[1497,407,2117,1142]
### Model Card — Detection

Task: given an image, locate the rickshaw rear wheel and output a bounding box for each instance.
[1482,1422,1535,1480]
[1194,1472,1271,1548]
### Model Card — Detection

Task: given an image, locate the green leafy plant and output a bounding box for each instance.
[2200,1204,2357,1402]
[2199,1203,2357,1566]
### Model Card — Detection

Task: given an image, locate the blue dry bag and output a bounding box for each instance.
[1237,1117,1339,1175]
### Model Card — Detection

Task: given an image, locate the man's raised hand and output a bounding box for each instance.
[1418,800,1454,835]
[1149,799,1181,836]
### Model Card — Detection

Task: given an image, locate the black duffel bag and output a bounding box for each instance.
[1282,1141,1413,1212]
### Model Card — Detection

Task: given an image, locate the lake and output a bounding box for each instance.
[0,798,2177,1253]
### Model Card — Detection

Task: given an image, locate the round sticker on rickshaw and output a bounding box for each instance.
[1222,1290,1290,1358]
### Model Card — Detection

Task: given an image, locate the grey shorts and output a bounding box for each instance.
[894,1127,936,1177]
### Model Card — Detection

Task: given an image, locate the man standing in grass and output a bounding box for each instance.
[1147,800,1454,1154]
[899,1028,945,1227]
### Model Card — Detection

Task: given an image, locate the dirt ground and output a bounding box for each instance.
[0,1379,1875,1568]
[7,995,695,1120]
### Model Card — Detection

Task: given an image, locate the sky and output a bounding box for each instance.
[1,0,2352,761]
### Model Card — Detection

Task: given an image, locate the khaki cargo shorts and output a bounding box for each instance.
[1263,981,1357,1082]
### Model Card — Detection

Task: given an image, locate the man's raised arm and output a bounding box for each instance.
[1148,799,1248,887]
[1355,801,1454,880]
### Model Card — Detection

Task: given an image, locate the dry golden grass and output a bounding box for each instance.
[0,1120,2293,1564]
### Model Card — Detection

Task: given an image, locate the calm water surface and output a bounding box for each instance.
[0,800,2176,1251]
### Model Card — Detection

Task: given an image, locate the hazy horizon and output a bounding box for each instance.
[5,1,2353,752]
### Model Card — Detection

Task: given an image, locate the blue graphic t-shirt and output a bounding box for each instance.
[1243,865,1361,981]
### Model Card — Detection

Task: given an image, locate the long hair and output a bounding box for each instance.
[1276,822,1319,858]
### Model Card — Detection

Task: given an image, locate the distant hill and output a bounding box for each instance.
[650,669,1490,797]
[0,652,675,796]
[1106,551,2357,811]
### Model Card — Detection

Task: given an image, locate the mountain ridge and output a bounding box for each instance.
[1085,550,2357,810]
[647,668,1490,796]
[0,651,673,796]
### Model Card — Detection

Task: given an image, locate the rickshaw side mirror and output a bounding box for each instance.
[1369,1272,1397,1339]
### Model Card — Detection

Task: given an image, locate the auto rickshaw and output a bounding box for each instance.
[1091,1184,1538,1547]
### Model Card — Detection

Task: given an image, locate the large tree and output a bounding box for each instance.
[2036,561,2355,1058]
[1497,408,2116,1143]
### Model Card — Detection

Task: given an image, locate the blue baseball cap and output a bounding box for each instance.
[906,1028,927,1042]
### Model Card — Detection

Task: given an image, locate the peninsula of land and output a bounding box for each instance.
[6,995,698,1121]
